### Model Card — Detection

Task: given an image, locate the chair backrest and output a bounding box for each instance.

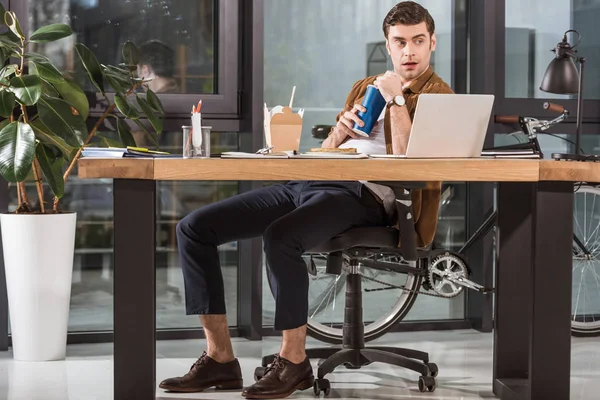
[372,181,442,249]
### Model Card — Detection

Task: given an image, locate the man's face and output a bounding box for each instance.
[385,22,436,83]
[136,64,153,80]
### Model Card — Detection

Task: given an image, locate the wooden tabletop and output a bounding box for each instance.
[77,157,600,183]
[539,160,600,182]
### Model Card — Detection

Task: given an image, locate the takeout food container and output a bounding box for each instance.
[263,105,303,152]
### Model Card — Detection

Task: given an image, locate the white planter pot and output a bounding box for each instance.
[1,212,77,361]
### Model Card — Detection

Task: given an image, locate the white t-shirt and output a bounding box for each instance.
[338,108,387,154]
[339,109,396,219]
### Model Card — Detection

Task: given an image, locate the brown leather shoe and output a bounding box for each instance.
[242,354,314,399]
[159,351,243,393]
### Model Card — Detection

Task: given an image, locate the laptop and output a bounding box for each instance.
[370,93,494,158]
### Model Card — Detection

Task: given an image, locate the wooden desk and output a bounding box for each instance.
[79,157,541,181]
[78,157,600,400]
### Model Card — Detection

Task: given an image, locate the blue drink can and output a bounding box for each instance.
[352,84,387,137]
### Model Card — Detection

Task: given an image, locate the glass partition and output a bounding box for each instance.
[505,0,600,99]
[7,130,240,332]
[28,0,216,94]
[262,0,466,326]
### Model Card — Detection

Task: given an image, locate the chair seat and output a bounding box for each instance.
[309,227,399,253]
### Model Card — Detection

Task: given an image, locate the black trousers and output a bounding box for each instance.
[176,181,388,330]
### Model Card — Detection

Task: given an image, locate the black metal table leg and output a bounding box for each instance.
[495,181,573,400]
[114,179,157,400]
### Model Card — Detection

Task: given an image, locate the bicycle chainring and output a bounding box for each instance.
[427,252,469,298]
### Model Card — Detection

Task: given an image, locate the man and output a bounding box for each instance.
[160,2,453,399]
[136,40,179,94]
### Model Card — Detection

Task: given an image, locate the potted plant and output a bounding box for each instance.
[0,7,164,361]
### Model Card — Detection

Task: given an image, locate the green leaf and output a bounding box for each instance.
[132,119,159,147]
[119,62,138,72]
[0,90,15,118]
[9,75,42,106]
[30,119,77,161]
[136,95,162,134]
[0,64,17,84]
[0,119,9,131]
[38,95,87,147]
[0,31,21,45]
[103,69,133,92]
[30,23,72,43]
[116,118,136,147]
[105,74,127,94]
[38,145,65,197]
[53,77,89,121]
[36,143,65,198]
[41,80,61,97]
[146,89,164,115]
[0,4,5,23]
[0,48,9,66]
[0,121,35,182]
[122,41,140,66]
[25,53,50,62]
[104,64,131,76]
[30,60,64,84]
[114,93,139,119]
[96,134,123,148]
[103,69,134,88]
[0,32,21,60]
[74,43,105,94]
[4,11,23,39]
[0,46,20,64]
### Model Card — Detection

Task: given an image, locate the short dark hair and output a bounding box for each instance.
[382,1,435,38]
[138,40,175,78]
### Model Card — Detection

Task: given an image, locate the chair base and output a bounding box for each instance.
[259,271,438,394]
[261,345,434,378]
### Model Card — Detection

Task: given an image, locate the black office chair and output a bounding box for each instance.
[255,183,438,395]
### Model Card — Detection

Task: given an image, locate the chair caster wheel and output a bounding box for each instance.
[343,362,361,369]
[426,362,439,377]
[418,376,436,392]
[313,378,331,396]
[254,367,266,382]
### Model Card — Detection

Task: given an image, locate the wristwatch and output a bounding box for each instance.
[386,95,406,109]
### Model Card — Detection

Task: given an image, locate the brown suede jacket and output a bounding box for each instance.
[331,67,454,247]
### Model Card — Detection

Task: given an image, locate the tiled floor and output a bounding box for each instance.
[0,330,598,400]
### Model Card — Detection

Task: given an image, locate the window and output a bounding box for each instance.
[264,0,454,153]
[505,0,600,99]
[20,0,239,115]
[4,0,243,333]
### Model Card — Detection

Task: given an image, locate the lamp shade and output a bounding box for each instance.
[540,56,579,94]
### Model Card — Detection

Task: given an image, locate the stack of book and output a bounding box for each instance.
[481,148,541,159]
[81,147,173,158]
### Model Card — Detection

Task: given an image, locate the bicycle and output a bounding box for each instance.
[304,102,600,344]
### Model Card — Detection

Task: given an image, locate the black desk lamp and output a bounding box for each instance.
[540,30,590,161]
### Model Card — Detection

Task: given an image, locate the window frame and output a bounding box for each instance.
[11,0,241,119]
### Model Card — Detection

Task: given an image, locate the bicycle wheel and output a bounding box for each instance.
[305,252,424,344]
[572,185,600,337]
